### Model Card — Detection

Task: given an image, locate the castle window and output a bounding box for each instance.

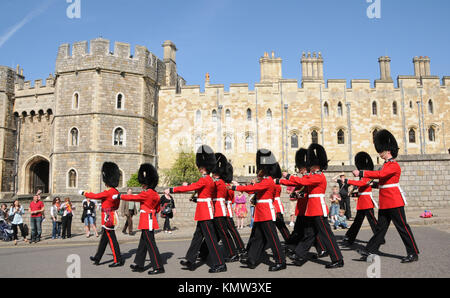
[73,92,79,109]
[116,93,124,110]
[113,127,125,146]
[245,135,253,152]
[266,109,272,121]
[291,133,299,149]
[337,129,345,144]
[247,109,252,121]
[324,102,329,117]
[428,126,436,142]
[428,99,434,114]
[224,135,232,151]
[311,130,319,144]
[409,129,416,143]
[372,101,378,116]
[212,110,217,122]
[337,102,343,117]
[393,101,398,115]
[225,109,231,121]
[68,169,77,188]
[409,101,413,109]
[70,128,79,146]
[150,103,155,117]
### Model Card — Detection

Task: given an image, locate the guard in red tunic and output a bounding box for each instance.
[114,164,165,275]
[79,162,124,267]
[353,130,419,263]
[165,145,227,273]
[343,152,380,246]
[273,163,291,242]
[280,144,344,269]
[211,153,239,262]
[230,149,286,272]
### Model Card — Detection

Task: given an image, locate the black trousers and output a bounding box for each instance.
[134,230,164,270]
[61,214,72,238]
[295,216,343,263]
[345,208,379,243]
[247,221,286,265]
[163,216,172,231]
[340,196,352,219]
[286,215,326,254]
[122,212,134,234]
[213,217,237,258]
[365,206,419,256]
[225,217,245,251]
[275,212,291,242]
[11,223,26,240]
[185,220,224,266]
[94,228,123,263]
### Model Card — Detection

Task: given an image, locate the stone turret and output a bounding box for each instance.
[301,51,324,81]
[259,51,282,83]
[413,56,431,77]
[377,56,393,81]
[162,40,178,87]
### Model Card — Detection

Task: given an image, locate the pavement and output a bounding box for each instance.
[1,207,449,248]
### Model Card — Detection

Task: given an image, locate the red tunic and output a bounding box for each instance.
[273,184,285,214]
[84,188,120,229]
[235,177,276,222]
[362,160,405,209]
[225,187,235,218]
[120,189,161,231]
[285,172,328,217]
[279,175,308,216]
[213,179,228,217]
[347,178,375,210]
[172,175,215,221]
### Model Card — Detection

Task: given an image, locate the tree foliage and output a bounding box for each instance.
[162,152,201,186]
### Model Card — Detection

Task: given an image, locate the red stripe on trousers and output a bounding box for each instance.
[218,219,234,256]
[228,218,244,248]
[319,217,340,261]
[105,230,117,263]
[205,223,223,265]
[266,222,282,263]
[397,209,418,255]
[144,230,160,268]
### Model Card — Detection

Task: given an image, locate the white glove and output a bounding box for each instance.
[112,194,119,200]
[78,190,85,196]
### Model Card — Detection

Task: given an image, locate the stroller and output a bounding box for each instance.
[0,220,13,242]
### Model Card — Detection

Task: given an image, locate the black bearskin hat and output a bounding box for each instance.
[295,148,308,171]
[213,153,228,178]
[373,129,399,158]
[306,144,328,171]
[102,162,120,188]
[196,145,216,172]
[138,163,159,189]
[355,152,374,171]
[273,163,282,179]
[223,162,234,184]
[256,149,278,177]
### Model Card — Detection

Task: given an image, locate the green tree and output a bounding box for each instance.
[162,152,201,186]
[127,172,141,187]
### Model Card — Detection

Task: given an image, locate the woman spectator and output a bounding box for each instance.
[50,197,62,239]
[60,198,73,239]
[0,203,8,222]
[9,200,27,245]
[82,197,98,238]
[233,191,247,229]
[160,193,176,234]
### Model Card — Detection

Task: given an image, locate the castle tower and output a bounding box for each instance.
[260,51,282,83]
[162,40,178,87]
[301,51,324,82]
[0,67,19,195]
[377,56,393,81]
[413,56,431,77]
[52,38,165,193]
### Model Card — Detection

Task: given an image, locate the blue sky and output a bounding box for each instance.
[0,0,449,88]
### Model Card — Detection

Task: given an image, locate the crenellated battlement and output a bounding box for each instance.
[55,38,165,84]
[15,74,55,92]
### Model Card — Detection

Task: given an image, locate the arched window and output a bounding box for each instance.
[150,103,155,117]
[73,92,79,109]
[323,102,329,117]
[409,129,416,143]
[428,99,434,114]
[337,102,343,117]
[393,101,398,115]
[337,129,345,144]
[291,133,299,149]
[68,169,77,188]
[195,110,201,123]
[266,109,272,121]
[372,101,378,116]
[428,126,436,142]
[247,109,252,121]
[224,135,232,151]
[311,130,319,144]
[212,109,217,122]
[245,135,253,152]
[116,93,124,110]
[113,127,125,146]
[225,109,231,121]
[70,128,79,146]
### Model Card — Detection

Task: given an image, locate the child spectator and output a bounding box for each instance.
[334,209,348,230]
[329,186,341,224]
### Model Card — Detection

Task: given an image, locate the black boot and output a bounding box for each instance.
[90,256,100,265]
[209,264,227,273]
[130,264,145,272]
[401,254,418,263]
[109,260,125,268]
[268,263,286,272]
[325,259,344,269]
[148,267,165,275]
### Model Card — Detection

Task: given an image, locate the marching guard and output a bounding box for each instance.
[343,152,381,246]
[280,144,344,269]
[165,145,227,273]
[113,163,165,275]
[230,149,286,271]
[353,130,419,263]
[273,163,291,242]
[80,162,124,267]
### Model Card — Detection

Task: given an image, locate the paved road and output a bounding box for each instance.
[1,225,449,278]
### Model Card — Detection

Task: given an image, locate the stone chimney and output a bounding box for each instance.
[301,51,324,81]
[259,51,282,83]
[378,56,393,81]
[413,56,431,77]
